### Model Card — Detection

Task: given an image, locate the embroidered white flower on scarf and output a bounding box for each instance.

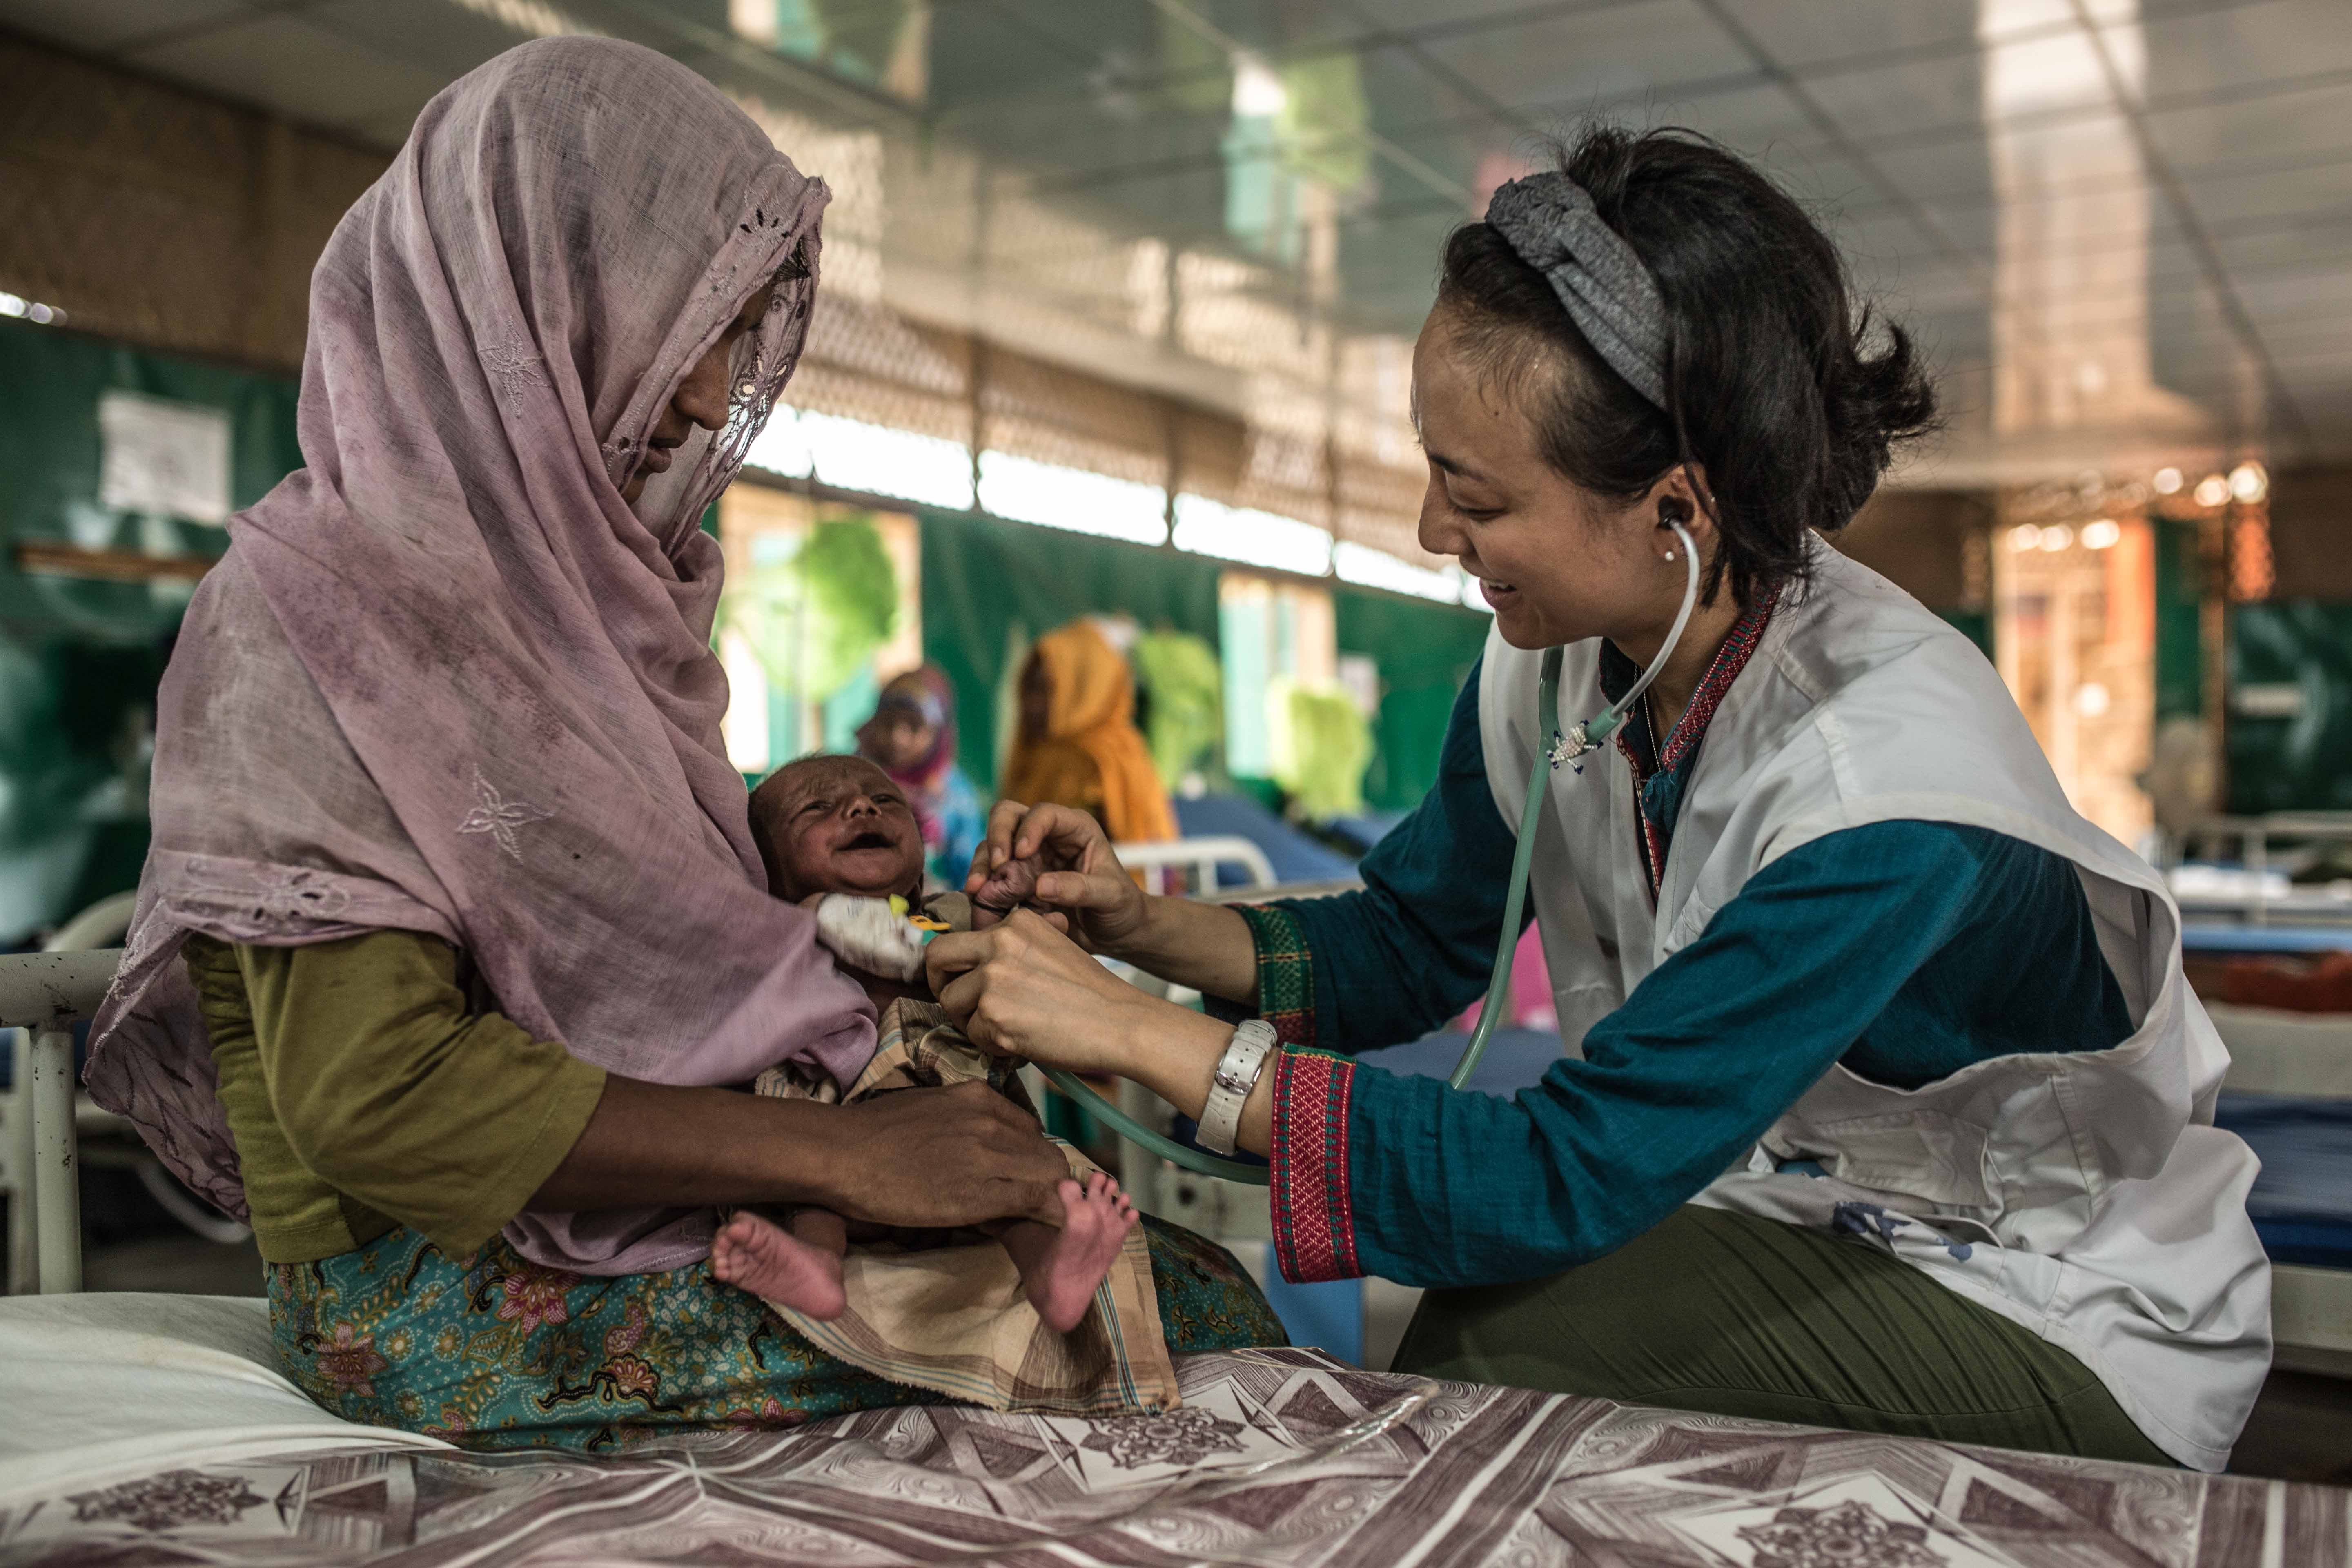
[478,332,546,394]
[458,768,555,862]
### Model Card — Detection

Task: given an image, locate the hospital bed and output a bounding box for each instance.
[9,1289,2328,1567]
[2172,812,2352,927]
[4,951,2346,1564]
[1119,792,1363,895]
[2163,820,2352,1375]
[2208,1000,2352,1378]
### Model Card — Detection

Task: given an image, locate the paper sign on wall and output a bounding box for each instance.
[97,390,231,525]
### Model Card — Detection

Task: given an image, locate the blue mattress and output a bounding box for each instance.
[2180,923,2352,954]
[2213,1092,2352,1268]
[1171,794,1360,886]
[1356,1025,1564,1097]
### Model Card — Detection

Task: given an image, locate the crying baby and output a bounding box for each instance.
[713,753,1136,1336]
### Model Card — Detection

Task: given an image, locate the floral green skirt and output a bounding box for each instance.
[268,1217,1285,1452]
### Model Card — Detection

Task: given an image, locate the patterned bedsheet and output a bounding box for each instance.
[3,1348,2343,1566]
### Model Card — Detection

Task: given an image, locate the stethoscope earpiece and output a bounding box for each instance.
[1544,518,1700,772]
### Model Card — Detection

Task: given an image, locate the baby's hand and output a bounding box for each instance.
[811,894,931,982]
[969,855,1040,922]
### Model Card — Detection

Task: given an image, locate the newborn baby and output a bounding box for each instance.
[713,754,1134,1332]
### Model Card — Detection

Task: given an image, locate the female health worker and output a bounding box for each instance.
[929,126,2270,1472]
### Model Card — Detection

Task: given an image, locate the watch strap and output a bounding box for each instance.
[1197,1018,1278,1156]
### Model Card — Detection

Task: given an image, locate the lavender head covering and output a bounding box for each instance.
[1483,173,1670,409]
[85,36,874,1275]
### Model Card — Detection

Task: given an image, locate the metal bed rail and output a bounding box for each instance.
[1,947,122,1294]
[2178,812,2352,927]
[1111,835,1278,897]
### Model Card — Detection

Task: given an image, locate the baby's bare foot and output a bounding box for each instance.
[1021,1173,1139,1333]
[711,1212,848,1321]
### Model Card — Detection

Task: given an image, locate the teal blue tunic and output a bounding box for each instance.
[1255,645,2133,1289]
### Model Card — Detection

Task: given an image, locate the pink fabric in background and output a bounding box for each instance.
[1453,924,1557,1034]
[86,37,877,1275]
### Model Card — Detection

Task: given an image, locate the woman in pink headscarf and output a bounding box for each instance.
[87,37,1277,1450]
[856,664,984,886]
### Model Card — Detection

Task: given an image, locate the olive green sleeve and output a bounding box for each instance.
[237,930,609,1259]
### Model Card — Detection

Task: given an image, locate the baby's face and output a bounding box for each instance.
[751,757,925,903]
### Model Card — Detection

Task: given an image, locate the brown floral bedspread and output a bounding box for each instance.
[2,1348,2342,1566]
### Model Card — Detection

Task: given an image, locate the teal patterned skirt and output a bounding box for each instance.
[267,1217,1286,1452]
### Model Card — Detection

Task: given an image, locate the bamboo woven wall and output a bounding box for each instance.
[0,33,387,373]
[0,31,1443,565]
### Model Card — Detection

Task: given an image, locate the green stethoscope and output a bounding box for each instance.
[1044,521,1702,1185]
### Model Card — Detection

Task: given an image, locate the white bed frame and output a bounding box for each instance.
[2173,811,2352,926]
[0,947,120,1294]
[1110,835,1277,898]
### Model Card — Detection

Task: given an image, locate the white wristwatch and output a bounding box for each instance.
[1196,1019,1278,1156]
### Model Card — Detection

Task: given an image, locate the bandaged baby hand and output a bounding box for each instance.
[812,893,935,982]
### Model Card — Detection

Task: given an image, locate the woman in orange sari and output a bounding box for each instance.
[1000,621,1177,844]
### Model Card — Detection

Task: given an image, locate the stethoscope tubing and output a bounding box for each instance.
[1050,521,1704,1183]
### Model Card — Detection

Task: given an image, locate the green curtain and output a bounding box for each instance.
[918,510,1222,792]
[0,318,299,626]
[2155,515,2204,722]
[1938,608,1992,660]
[1335,586,1492,813]
[2225,601,2352,815]
[0,319,302,936]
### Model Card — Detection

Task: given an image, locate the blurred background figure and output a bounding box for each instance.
[1002,620,1176,846]
[856,663,982,887]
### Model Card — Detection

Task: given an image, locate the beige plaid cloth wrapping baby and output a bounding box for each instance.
[750,999,1180,1414]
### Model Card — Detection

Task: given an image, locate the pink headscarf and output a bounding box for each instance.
[86,37,875,1275]
[856,664,959,851]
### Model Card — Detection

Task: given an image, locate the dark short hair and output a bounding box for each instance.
[746,753,894,894]
[1438,125,1938,607]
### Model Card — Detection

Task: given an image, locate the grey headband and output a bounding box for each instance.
[1483,173,1670,409]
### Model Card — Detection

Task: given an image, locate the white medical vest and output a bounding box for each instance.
[1478,542,2270,1472]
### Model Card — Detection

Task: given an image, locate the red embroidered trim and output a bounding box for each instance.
[1659,585,1779,775]
[1614,587,1780,896]
[1633,789,1670,896]
[1269,1050,1361,1283]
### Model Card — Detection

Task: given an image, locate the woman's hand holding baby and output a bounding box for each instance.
[819,1082,1069,1229]
[532,1075,1072,1229]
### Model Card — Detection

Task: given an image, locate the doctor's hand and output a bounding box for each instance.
[965,800,1150,953]
[927,909,1158,1074]
[927,908,1258,1143]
